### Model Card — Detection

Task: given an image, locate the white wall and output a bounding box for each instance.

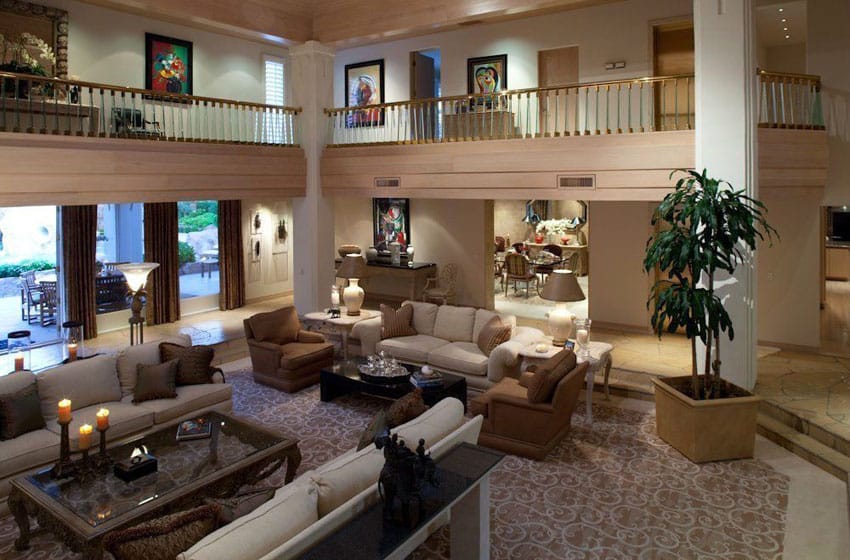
[765,43,807,74]
[38,0,285,102]
[243,200,294,301]
[332,0,692,106]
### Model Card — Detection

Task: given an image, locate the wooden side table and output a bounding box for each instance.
[302,308,378,360]
[518,339,614,424]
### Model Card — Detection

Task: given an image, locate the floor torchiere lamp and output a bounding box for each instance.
[116,262,160,346]
[539,269,586,347]
[336,254,367,316]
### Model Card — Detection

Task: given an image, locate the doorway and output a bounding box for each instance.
[410,48,440,140]
[822,206,850,355]
[652,21,694,130]
[538,46,579,136]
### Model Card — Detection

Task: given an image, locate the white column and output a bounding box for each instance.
[694,0,758,389]
[289,41,336,314]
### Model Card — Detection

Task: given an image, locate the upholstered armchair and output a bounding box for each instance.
[470,350,587,460]
[244,306,335,393]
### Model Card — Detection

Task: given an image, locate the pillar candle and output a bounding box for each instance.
[576,328,589,346]
[96,408,109,430]
[14,356,24,371]
[58,399,72,423]
[79,424,93,450]
[68,343,78,361]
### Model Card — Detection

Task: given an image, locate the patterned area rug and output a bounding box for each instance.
[0,369,789,559]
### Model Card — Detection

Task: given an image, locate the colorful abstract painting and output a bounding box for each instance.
[373,198,410,252]
[145,33,193,95]
[467,54,508,95]
[345,59,384,127]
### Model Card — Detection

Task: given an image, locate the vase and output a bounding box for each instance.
[365,247,378,262]
[534,234,544,244]
[560,235,569,245]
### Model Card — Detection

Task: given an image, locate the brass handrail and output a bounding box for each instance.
[324,73,696,113]
[0,71,302,113]
[758,70,821,84]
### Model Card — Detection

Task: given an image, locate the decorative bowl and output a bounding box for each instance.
[338,244,362,258]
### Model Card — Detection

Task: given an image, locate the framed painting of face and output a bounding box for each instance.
[345,59,384,127]
[467,54,507,96]
[373,198,410,252]
[145,33,193,96]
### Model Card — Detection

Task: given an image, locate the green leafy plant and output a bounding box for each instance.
[178,241,196,266]
[0,259,55,279]
[643,169,777,400]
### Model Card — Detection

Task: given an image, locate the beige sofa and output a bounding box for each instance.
[179,397,481,560]
[0,334,232,515]
[350,301,544,394]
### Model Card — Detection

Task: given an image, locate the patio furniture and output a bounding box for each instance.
[38,280,58,327]
[96,273,130,313]
[111,108,163,137]
[503,253,538,297]
[19,271,44,325]
[422,263,458,305]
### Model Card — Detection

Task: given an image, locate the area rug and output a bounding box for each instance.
[0,369,789,559]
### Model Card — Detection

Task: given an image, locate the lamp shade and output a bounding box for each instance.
[540,270,585,302]
[116,262,160,292]
[336,254,367,279]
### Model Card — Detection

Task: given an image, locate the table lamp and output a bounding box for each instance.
[540,270,586,346]
[116,262,159,345]
[336,254,367,316]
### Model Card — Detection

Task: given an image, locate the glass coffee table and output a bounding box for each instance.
[9,411,300,560]
[320,358,468,411]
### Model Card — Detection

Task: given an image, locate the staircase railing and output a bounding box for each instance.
[757,70,824,130]
[0,71,301,145]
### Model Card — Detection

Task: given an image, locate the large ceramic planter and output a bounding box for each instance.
[652,376,761,463]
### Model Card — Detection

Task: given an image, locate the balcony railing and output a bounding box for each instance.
[325,74,695,146]
[758,71,824,130]
[0,72,301,146]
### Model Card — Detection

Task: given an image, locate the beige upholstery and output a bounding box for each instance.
[408,301,439,335]
[427,342,488,376]
[0,370,37,395]
[376,334,448,363]
[36,355,121,421]
[245,306,335,393]
[310,447,385,517]
[472,308,516,342]
[0,429,59,479]
[433,305,476,342]
[128,383,233,424]
[116,334,192,396]
[45,403,154,450]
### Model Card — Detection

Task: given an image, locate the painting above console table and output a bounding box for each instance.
[373,198,410,252]
[0,0,68,80]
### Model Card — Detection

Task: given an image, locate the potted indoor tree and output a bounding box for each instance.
[643,169,777,463]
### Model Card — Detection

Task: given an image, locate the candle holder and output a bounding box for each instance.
[574,318,592,359]
[77,448,95,483]
[50,417,76,479]
[94,426,112,471]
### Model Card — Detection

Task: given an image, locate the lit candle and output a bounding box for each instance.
[330,285,340,307]
[96,408,109,430]
[535,343,549,353]
[79,424,93,450]
[14,355,24,371]
[68,343,78,361]
[58,399,72,423]
[576,329,589,346]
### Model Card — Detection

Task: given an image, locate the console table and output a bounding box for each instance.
[336,261,436,308]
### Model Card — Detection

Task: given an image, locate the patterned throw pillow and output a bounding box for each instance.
[133,359,179,404]
[159,343,215,385]
[476,316,512,356]
[386,388,429,428]
[0,383,45,440]
[357,409,388,451]
[380,303,417,339]
[103,504,220,560]
[526,350,578,404]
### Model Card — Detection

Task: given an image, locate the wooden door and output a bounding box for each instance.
[410,51,436,141]
[538,46,578,136]
[653,22,694,130]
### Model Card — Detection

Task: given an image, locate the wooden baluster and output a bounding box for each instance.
[0,76,5,131]
[39,79,48,134]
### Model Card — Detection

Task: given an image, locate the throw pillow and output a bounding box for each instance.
[386,388,429,428]
[103,504,220,560]
[205,486,278,525]
[159,343,215,386]
[380,303,417,339]
[249,307,300,345]
[133,360,179,404]
[0,383,45,440]
[476,316,512,356]
[517,368,537,388]
[357,409,388,451]
[526,350,577,404]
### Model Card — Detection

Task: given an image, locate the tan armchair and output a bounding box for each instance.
[470,351,587,460]
[244,306,335,393]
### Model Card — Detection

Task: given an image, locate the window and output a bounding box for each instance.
[178,201,219,302]
[263,55,286,143]
[96,203,143,315]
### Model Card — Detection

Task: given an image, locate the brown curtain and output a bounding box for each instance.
[61,205,98,340]
[143,202,180,325]
[218,200,245,310]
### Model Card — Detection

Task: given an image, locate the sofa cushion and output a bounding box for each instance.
[37,355,121,422]
[159,343,215,386]
[131,383,233,424]
[433,306,476,342]
[392,397,465,450]
[117,334,192,396]
[402,301,439,336]
[133,360,179,404]
[279,342,334,371]
[472,309,516,342]
[427,342,488,376]
[179,481,318,560]
[0,428,60,479]
[104,504,220,560]
[385,389,428,428]
[45,402,153,450]
[0,383,45,439]
[476,316,512,357]
[376,335,448,364]
[380,303,416,339]
[249,307,300,345]
[311,447,384,518]
[0,369,36,395]
[470,377,528,419]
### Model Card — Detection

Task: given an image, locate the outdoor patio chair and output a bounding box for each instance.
[20,271,43,325]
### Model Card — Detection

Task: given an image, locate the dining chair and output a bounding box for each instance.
[503,253,538,298]
[535,244,564,286]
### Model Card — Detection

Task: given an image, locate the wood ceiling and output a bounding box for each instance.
[79,0,621,47]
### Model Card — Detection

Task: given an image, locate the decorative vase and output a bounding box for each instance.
[405,245,415,265]
[365,247,379,262]
[389,242,401,265]
[343,279,364,316]
[534,233,544,244]
[560,235,569,245]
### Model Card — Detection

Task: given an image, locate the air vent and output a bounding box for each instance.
[374,177,401,188]
[557,174,596,189]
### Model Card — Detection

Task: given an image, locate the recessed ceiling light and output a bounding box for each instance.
[781,18,787,22]
[785,34,790,39]
[783,27,788,31]
[778,8,784,12]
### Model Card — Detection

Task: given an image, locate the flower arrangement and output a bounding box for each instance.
[536,219,570,235]
[0,32,56,76]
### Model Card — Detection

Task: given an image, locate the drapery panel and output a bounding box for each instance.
[143,202,180,324]
[217,200,245,310]
[61,205,98,339]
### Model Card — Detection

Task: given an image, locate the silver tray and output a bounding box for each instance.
[358,364,411,384]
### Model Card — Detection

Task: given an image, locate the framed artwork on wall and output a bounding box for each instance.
[249,234,262,263]
[345,59,384,127]
[0,1,69,80]
[145,33,193,95]
[373,198,410,252]
[467,54,508,98]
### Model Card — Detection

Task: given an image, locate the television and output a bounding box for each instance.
[829,208,850,241]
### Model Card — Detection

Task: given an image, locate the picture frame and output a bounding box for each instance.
[145,33,193,96]
[373,198,410,252]
[467,54,507,108]
[345,59,385,128]
[0,1,69,80]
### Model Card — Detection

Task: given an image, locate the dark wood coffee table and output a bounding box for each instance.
[9,411,300,560]
[320,358,467,411]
